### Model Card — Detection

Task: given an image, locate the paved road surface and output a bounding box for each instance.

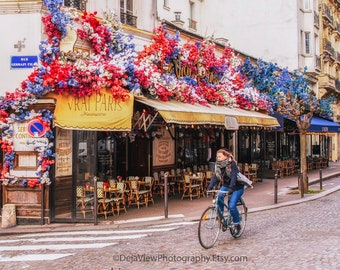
[0,190,339,269]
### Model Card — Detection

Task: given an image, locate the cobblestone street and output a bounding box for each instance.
[0,190,338,270]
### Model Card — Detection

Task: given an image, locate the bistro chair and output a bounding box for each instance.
[111,182,127,215]
[109,179,116,189]
[165,170,176,195]
[181,174,200,200]
[250,163,258,183]
[153,172,163,197]
[204,170,214,191]
[128,180,148,208]
[271,161,283,177]
[76,186,94,218]
[244,163,257,182]
[96,187,115,219]
[196,172,206,197]
[175,168,184,194]
[142,176,155,205]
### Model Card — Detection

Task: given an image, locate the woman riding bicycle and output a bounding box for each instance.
[207,148,244,233]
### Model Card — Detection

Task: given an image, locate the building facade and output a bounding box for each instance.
[0,0,338,225]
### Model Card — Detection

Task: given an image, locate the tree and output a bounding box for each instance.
[240,59,334,193]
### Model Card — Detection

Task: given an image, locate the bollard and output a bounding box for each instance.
[319,169,323,190]
[164,172,169,218]
[93,176,98,225]
[274,173,278,204]
[1,204,16,228]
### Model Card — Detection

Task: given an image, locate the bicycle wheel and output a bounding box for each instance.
[230,198,247,238]
[198,206,221,249]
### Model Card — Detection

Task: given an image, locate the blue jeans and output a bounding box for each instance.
[217,186,244,224]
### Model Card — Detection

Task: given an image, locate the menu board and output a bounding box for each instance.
[55,128,73,177]
[152,129,175,166]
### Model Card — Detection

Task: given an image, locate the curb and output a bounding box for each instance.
[247,184,340,213]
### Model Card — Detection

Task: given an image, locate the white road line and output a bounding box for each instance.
[27,234,148,242]
[0,242,115,251]
[114,214,185,224]
[17,227,180,238]
[148,221,198,227]
[0,254,73,262]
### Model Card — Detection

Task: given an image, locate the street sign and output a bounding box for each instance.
[10,56,38,69]
[27,119,47,137]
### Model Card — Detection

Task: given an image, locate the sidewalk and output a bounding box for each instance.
[1,162,339,235]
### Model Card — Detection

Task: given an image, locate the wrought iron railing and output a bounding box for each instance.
[64,0,87,12]
[336,80,340,91]
[315,55,321,70]
[322,4,333,25]
[188,18,197,30]
[120,12,137,27]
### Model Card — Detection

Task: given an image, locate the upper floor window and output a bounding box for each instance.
[120,0,137,27]
[64,0,87,12]
[189,1,196,30]
[163,0,169,8]
[303,0,311,11]
[305,32,311,55]
[300,0,312,12]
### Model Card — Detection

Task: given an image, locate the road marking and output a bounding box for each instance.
[17,227,180,238]
[114,213,185,224]
[0,223,191,263]
[0,242,115,251]
[0,254,73,262]
[26,234,148,243]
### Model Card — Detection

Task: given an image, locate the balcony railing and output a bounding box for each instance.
[188,18,197,30]
[315,55,321,70]
[64,0,87,12]
[322,4,334,25]
[335,22,340,35]
[120,12,137,27]
[336,80,340,91]
[323,39,335,57]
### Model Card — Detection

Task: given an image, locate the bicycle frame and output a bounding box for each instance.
[207,190,232,228]
[198,190,247,249]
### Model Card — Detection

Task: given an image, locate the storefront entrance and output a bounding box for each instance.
[52,130,127,222]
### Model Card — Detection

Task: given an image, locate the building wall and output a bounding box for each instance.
[0,12,41,95]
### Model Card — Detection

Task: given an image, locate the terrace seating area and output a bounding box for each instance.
[76,157,329,219]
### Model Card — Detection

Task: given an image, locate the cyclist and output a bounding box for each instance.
[207,148,244,233]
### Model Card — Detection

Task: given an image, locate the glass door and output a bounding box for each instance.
[73,130,97,221]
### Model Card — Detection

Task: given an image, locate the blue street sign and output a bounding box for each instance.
[10,56,38,69]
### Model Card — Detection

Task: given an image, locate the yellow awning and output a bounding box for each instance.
[231,108,280,127]
[46,90,134,131]
[135,97,279,128]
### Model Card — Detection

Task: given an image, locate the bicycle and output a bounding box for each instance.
[198,190,248,249]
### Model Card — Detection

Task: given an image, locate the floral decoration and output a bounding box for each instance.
[0,0,272,187]
[0,0,137,186]
[134,27,271,110]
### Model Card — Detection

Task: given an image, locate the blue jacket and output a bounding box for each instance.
[208,160,243,191]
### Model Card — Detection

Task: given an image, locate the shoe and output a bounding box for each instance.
[222,223,228,232]
[233,224,241,234]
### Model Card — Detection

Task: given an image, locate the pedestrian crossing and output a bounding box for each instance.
[0,222,197,263]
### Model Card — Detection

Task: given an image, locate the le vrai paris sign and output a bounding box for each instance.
[164,55,219,85]
[47,90,134,131]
